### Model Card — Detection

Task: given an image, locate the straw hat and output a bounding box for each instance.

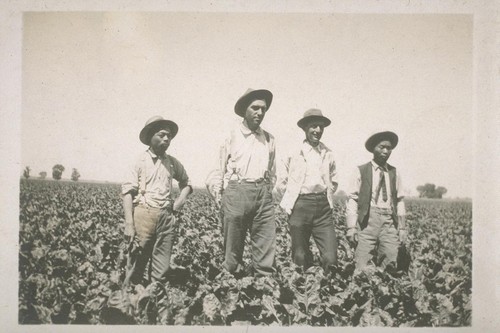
[297,108,331,129]
[234,88,273,117]
[139,116,179,145]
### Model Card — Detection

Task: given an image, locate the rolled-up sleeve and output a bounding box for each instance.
[328,152,338,192]
[205,142,227,199]
[268,136,277,188]
[220,137,232,192]
[396,170,406,217]
[346,168,361,229]
[171,157,192,193]
[122,161,140,197]
[273,155,290,204]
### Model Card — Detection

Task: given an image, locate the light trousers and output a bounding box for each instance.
[355,207,399,269]
[222,181,276,276]
[124,204,176,286]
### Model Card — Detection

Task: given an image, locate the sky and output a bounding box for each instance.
[21,12,473,198]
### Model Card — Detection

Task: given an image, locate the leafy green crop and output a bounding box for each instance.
[19,179,471,326]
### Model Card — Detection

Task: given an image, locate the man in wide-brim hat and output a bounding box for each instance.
[139,116,179,144]
[345,130,407,270]
[122,115,192,286]
[273,108,339,274]
[364,131,398,153]
[208,88,277,277]
[234,88,273,118]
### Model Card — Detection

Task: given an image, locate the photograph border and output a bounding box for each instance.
[1,1,498,332]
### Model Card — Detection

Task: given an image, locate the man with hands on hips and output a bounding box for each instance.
[122,115,192,286]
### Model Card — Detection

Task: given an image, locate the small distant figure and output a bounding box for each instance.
[122,116,192,286]
[346,131,407,269]
[274,109,338,274]
[209,88,277,277]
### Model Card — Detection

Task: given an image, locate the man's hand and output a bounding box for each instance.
[124,219,135,238]
[398,229,407,244]
[123,193,135,236]
[173,199,185,212]
[126,235,142,255]
[173,185,192,213]
[124,234,134,244]
[214,192,222,210]
[346,228,358,247]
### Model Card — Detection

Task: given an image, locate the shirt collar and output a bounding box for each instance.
[147,148,167,160]
[302,140,325,156]
[239,121,263,136]
[371,160,387,171]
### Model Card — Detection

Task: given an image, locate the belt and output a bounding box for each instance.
[136,200,173,211]
[229,178,269,184]
[298,191,327,197]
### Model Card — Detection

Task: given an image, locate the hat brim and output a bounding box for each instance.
[297,115,331,129]
[139,119,179,145]
[234,89,273,117]
[365,131,398,152]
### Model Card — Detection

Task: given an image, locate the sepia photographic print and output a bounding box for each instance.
[1,1,498,332]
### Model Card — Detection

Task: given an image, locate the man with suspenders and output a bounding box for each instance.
[212,88,277,277]
[122,116,192,286]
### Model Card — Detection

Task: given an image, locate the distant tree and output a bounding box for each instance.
[52,164,65,180]
[23,166,31,179]
[435,186,448,199]
[416,183,448,199]
[71,168,81,182]
[39,171,47,179]
[416,183,435,198]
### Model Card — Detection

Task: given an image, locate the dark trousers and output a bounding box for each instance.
[222,181,276,276]
[288,193,338,273]
[124,204,176,286]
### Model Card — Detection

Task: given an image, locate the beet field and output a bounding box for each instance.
[18,179,472,326]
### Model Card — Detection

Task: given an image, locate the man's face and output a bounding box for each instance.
[304,121,324,146]
[373,140,393,165]
[243,99,267,131]
[150,127,172,154]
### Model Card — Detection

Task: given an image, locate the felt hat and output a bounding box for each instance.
[139,116,179,145]
[297,108,331,129]
[234,88,273,117]
[365,131,398,152]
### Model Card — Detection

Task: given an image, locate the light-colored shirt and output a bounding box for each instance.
[300,141,327,194]
[345,160,405,229]
[220,121,276,189]
[122,149,191,209]
[273,141,338,215]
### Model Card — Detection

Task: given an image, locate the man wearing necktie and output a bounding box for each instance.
[273,109,339,274]
[345,131,407,269]
[212,88,277,277]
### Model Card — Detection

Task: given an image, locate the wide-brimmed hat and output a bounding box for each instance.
[139,116,179,145]
[297,108,331,129]
[365,131,398,152]
[234,88,273,117]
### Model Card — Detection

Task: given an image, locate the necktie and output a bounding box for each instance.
[374,168,388,203]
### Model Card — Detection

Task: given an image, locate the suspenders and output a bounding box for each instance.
[138,152,174,204]
[138,154,147,205]
[226,128,272,182]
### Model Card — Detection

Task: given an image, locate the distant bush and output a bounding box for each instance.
[416,183,447,199]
